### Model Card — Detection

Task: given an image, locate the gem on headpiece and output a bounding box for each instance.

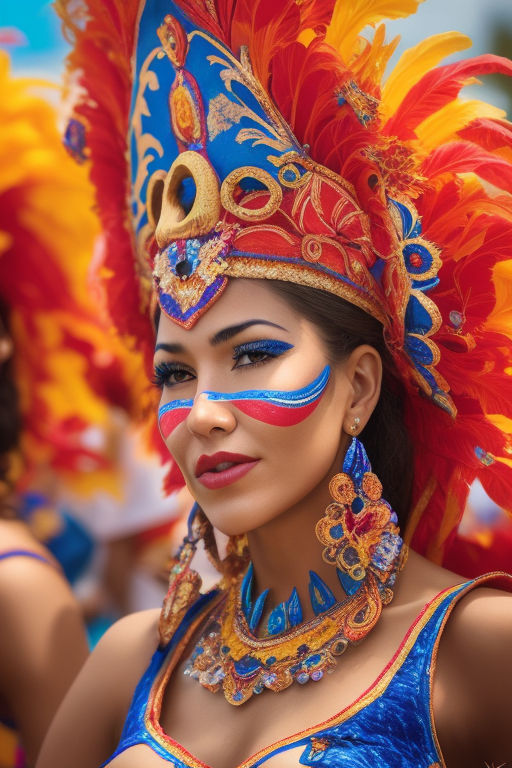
[154,226,237,326]
[449,310,464,330]
[63,118,88,163]
[337,80,379,126]
[474,446,495,467]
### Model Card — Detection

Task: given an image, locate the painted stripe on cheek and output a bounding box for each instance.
[229,397,320,426]
[157,366,331,437]
[204,365,331,426]
[158,399,193,439]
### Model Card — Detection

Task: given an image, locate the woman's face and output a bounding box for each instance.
[154,279,356,536]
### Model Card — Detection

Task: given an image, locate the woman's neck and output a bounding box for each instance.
[245,444,346,625]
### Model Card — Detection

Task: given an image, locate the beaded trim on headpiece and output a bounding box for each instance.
[58,0,512,565]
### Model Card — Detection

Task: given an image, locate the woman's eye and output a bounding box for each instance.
[153,362,194,388]
[233,340,294,369]
[235,350,269,367]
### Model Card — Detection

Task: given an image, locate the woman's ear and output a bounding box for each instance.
[341,345,382,434]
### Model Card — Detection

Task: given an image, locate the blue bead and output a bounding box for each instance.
[329,524,344,539]
[234,655,261,678]
[337,568,363,596]
[475,445,495,466]
[351,497,364,514]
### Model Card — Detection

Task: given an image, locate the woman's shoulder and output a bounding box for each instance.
[437,580,512,679]
[0,517,52,561]
[0,519,80,654]
[428,564,512,764]
[94,607,162,673]
[81,607,162,713]
[0,519,90,761]
[37,608,162,768]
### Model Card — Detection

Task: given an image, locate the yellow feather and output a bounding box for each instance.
[297,29,316,47]
[351,24,401,86]
[0,50,153,498]
[381,31,472,121]
[415,99,506,152]
[325,0,424,64]
[486,260,512,337]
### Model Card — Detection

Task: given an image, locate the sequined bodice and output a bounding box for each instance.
[100,577,500,768]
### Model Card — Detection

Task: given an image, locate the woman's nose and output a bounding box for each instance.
[186,392,237,437]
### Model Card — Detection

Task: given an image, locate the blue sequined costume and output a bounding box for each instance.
[101,575,506,768]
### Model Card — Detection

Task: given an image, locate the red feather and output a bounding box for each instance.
[459,117,512,152]
[385,54,512,140]
[421,141,512,191]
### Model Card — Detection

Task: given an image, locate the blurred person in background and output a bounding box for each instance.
[0,301,88,768]
[0,46,183,764]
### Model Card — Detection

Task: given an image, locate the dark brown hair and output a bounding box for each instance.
[267,281,414,528]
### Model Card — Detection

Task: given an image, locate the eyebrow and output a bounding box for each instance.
[154,320,288,356]
[210,320,287,346]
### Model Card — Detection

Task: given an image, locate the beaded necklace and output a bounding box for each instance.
[180,438,407,705]
[185,548,407,705]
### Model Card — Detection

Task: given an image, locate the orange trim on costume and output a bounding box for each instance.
[145,593,225,768]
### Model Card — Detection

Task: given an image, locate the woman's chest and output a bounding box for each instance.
[106,743,306,768]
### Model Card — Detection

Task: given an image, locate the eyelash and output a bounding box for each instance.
[153,340,293,389]
[152,362,192,389]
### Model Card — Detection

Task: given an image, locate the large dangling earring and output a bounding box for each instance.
[201,520,250,587]
[159,506,250,645]
[315,435,405,602]
[159,503,208,645]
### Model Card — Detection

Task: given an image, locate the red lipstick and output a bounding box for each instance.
[195,451,259,490]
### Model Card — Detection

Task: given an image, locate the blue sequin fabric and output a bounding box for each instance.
[101,578,500,768]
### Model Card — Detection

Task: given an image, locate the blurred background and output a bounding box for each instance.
[3,0,512,109]
[0,0,511,644]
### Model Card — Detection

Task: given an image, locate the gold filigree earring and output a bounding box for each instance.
[315,436,406,599]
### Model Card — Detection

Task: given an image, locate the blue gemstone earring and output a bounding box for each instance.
[315,433,403,601]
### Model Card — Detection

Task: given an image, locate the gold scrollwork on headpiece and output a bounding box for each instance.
[276,152,313,190]
[153,150,221,248]
[220,166,282,222]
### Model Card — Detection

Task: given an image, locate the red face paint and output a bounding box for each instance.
[158,366,330,438]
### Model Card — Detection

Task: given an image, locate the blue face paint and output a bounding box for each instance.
[158,365,331,438]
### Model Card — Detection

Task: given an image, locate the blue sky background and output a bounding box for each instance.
[1,0,511,112]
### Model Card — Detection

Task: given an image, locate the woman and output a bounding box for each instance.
[40,0,512,765]
[0,304,88,767]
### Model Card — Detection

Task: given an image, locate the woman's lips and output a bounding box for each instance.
[195,452,259,490]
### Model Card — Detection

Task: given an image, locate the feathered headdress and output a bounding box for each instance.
[57,0,512,565]
[0,50,151,497]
